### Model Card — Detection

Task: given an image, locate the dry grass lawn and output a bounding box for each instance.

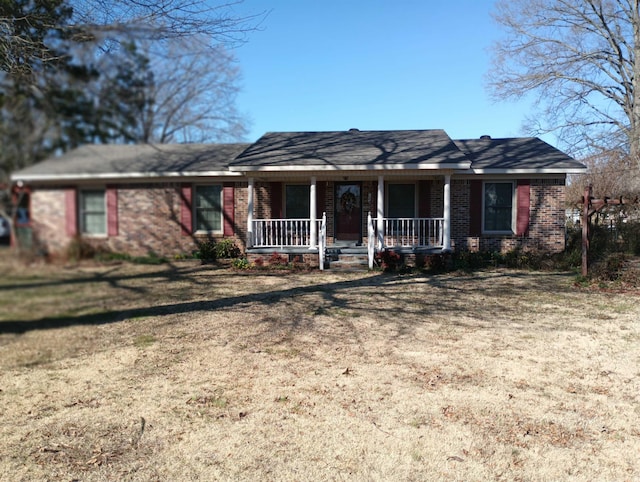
[1,253,639,481]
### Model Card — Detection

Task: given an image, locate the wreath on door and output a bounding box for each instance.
[340,190,357,214]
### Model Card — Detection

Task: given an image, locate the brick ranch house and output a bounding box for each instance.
[10,129,586,268]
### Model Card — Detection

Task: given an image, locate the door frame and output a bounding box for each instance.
[334,182,362,243]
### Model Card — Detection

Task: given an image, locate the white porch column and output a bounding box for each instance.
[443,174,451,251]
[247,177,254,248]
[377,175,384,250]
[309,176,317,248]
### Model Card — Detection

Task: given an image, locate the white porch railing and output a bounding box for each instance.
[374,217,444,248]
[251,218,323,248]
[251,215,444,253]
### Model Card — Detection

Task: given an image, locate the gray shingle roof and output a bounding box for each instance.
[454,137,586,172]
[11,132,586,182]
[230,130,471,170]
[12,143,251,181]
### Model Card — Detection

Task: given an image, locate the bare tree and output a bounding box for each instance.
[1,0,259,241]
[139,40,248,143]
[490,0,640,174]
[71,0,258,48]
[567,150,638,203]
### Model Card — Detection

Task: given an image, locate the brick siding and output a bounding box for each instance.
[450,178,566,253]
[30,183,247,258]
[28,176,568,258]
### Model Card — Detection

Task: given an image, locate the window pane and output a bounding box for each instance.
[286,185,310,218]
[388,184,415,218]
[82,191,104,211]
[80,190,106,235]
[484,183,513,232]
[195,185,222,232]
[196,209,221,231]
[196,186,221,209]
[83,212,106,234]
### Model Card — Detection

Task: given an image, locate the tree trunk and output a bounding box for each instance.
[632,1,640,164]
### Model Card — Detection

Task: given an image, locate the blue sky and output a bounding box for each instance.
[231,1,536,143]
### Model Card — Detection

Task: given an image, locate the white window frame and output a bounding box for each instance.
[79,188,107,236]
[194,184,223,234]
[386,182,417,218]
[482,181,516,234]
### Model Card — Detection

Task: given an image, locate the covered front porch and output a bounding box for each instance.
[245,174,453,270]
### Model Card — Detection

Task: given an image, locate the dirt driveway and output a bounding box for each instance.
[1,259,639,480]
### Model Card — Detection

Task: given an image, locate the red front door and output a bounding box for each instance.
[335,183,361,242]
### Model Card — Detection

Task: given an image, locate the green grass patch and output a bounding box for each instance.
[133,334,157,348]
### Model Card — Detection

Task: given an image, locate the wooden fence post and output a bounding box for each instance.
[582,184,591,277]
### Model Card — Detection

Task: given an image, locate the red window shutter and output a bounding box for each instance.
[418,180,431,218]
[180,184,193,236]
[65,189,77,237]
[516,179,531,236]
[106,187,118,236]
[223,183,235,236]
[469,180,483,237]
[270,182,283,218]
[316,181,326,218]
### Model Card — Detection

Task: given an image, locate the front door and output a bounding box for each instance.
[335,183,361,242]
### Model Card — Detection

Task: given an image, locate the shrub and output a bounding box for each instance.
[453,250,486,271]
[590,252,627,281]
[375,249,401,272]
[423,253,449,272]
[618,221,640,255]
[214,239,241,259]
[268,252,289,267]
[195,239,217,261]
[94,251,168,265]
[66,236,97,262]
[232,257,252,269]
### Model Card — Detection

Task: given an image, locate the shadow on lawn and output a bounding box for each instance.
[1,262,217,294]
[0,265,575,335]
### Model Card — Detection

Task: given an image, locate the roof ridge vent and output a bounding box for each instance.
[480,135,492,140]
[348,128,360,132]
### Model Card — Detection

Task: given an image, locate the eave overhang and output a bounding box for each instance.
[229,162,472,173]
[459,167,588,175]
[11,170,241,183]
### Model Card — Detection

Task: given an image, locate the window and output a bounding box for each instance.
[80,190,106,235]
[483,182,514,232]
[194,185,222,232]
[285,184,310,218]
[387,184,415,218]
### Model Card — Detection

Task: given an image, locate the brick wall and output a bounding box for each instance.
[29,177,568,258]
[30,189,69,253]
[234,181,249,251]
[450,178,566,253]
[30,183,247,258]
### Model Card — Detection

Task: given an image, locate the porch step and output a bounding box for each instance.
[328,258,369,271]
[325,247,370,271]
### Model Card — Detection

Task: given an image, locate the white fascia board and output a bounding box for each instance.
[11,171,241,182]
[229,162,471,172]
[457,167,587,175]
